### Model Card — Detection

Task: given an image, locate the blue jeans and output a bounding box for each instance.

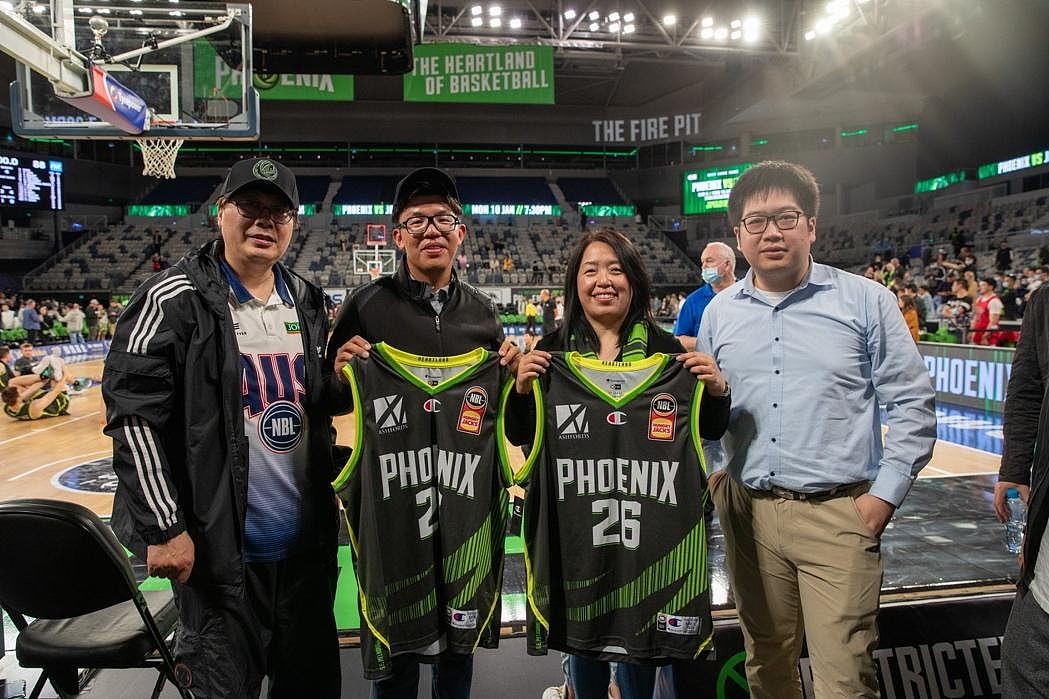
[569,656,656,699]
[69,332,84,344]
[372,652,473,699]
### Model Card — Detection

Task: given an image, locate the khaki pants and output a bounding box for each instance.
[711,475,882,699]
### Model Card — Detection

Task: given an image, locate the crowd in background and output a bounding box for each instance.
[0,292,123,345]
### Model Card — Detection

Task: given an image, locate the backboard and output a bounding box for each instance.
[8,0,258,140]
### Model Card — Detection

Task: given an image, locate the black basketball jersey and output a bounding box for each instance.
[517,351,713,662]
[333,343,514,680]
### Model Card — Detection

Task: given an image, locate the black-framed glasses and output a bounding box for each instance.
[740,210,805,235]
[229,199,295,225]
[396,214,461,236]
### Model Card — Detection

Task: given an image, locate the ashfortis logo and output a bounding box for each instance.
[259,401,304,453]
[252,159,279,181]
[556,404,589,438]
[374,394,407,433]
[423,398,441,413]
[606,411,627,425]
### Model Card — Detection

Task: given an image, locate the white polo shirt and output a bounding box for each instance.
[222,260,308,563]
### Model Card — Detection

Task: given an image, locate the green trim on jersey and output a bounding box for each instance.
[375,343,491,395]
[563,352,671,408]
[332,364,365,491]
[496,379,519,487]
[690,381,707,475]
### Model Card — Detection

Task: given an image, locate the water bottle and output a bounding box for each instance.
[1005,488,1026,555]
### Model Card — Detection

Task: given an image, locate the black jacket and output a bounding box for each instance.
[504,324,731,446]
[327,258,505,378]
[103,240,339,590]
[1000,285,1049,589]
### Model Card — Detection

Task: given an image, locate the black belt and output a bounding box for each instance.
[750,482,867,501]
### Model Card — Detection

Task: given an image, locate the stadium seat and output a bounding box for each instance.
[0,499,189,699]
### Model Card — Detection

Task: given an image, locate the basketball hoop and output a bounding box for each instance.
[138,137,185,179]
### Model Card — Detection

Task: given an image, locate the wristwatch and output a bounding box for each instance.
[716,382,731,398]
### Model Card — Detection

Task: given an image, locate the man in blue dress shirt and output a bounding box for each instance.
[698,161,936,698]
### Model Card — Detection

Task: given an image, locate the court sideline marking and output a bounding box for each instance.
[7,448,110,481]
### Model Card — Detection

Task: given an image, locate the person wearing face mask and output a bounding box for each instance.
[673,241,737,351]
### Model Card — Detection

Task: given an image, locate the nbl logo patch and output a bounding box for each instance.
[648,392,677,441]
[447,607,479,629]
[374,394,407,433]
[657,612,701,636]
[259,400,304,453]
[457,386,487,435]
[556,404,589,439]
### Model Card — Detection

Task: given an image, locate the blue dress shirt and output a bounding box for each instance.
[673,283,716,338]
[697,261,936,507]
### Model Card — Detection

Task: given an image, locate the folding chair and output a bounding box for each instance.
[0,499,191,699]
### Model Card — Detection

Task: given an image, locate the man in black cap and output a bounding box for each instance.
[328,166,519,697]
[103,157,342,697]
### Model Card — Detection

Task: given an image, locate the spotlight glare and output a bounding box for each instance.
[815,18,831,34]
[730,18,741,28]
[623,12,634,22]
[509,16,522,28]
[730,29,741,40]
[662,14,676,26]
[31,3,46,12]
[608,11,619,22]
[804,29,816,40]
[588,10,599,20]
[488,5,501,16]
[471,5,482,16]
[78,7,93,13]
[588,20,599,31]
[623,23,635,34]
[97,7,110,12]
[743,29,760,43]
[168,9,182,15]
[609,21,620,32]
[701,16,713,27]
[743,16,760,31]
[489,16,501,27]
[563,8,576,20]
[714,26,728,40]
[0,0,15,9]
[700,26,714,39]
[470,15,483,26]
[129,8,142,14]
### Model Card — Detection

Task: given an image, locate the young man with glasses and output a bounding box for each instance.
[327,167,518,698]
[692,161,936,698]
[103,158,342,697]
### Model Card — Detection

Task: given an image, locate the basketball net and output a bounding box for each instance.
[138,137,185,179]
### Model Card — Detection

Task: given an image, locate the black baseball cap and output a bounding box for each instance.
[392,167,460,222]
[218,158,299,209]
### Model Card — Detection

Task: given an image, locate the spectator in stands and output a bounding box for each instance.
[85,299,100,341]
[950,228,966,257]
[915,285,937,331]
[151,253,163,271]
[996,240,1013,274]
[995,285,1049,696]
[106,299,123,338]
[963,270,979,299]
[942,279,974,341]
[0,303,14,331]
[0,346,12,388]
[1001,275,1022,321]
[881,258,899,288]
[338,230,348,253]
[1038,245,1049,268]
[20,298,42,344]
[458,251,470,273]
[60,303,86,344]
[555,295,564,329]
[531,259,544,284]
[899,293,920,343]
[540,288,557,336]
[959,247,978,275]
[674,241,737,351]
[38,305,55,342]
[971,278,1004,346]
[502,253,514,272]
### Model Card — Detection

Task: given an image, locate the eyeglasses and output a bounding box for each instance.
[739,210,806,235]
[228,199,295,225]
[396,214,461,236]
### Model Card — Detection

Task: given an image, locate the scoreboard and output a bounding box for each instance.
[682,163,751,215]
[0,152,64,210]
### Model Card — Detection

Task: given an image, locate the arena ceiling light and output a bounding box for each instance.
[805,0,855,40]
[471,15,482,26]
[509,16,522,29]
[662,14,676,26]
[588,20,599,31]
[563,8,576,20]
[488,5,501,17]
[489,16,501,27]
[701,16,714,28]
[588,10,599,21]
[608,11,619,22]
[470,5,482,16]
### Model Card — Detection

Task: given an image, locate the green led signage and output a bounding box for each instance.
[979,149,1049,179]
[332,203,561,217]
[581,205,636,218]
[683,163,753,215]
[127,204,191,217]
[404,44,554,104]
[914,171,966,193]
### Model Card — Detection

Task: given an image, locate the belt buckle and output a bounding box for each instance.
[769,485,806,500]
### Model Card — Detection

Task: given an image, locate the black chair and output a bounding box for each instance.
[0,498,190,698]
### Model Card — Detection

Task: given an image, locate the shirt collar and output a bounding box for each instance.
[220,257,295,307]
[738,257,831,299]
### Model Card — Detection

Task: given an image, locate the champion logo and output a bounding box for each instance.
[606,411,627,425]
[374,394,407,432]
[556,403,589,437]
[423,398,441,413]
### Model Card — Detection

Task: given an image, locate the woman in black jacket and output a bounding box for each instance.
[507,227,731,699]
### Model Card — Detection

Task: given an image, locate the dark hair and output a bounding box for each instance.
[981,277,998,290]
[559,227,654,352]
[0,347,8,360]
[727,160,820,226]
[1,386,18,407]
